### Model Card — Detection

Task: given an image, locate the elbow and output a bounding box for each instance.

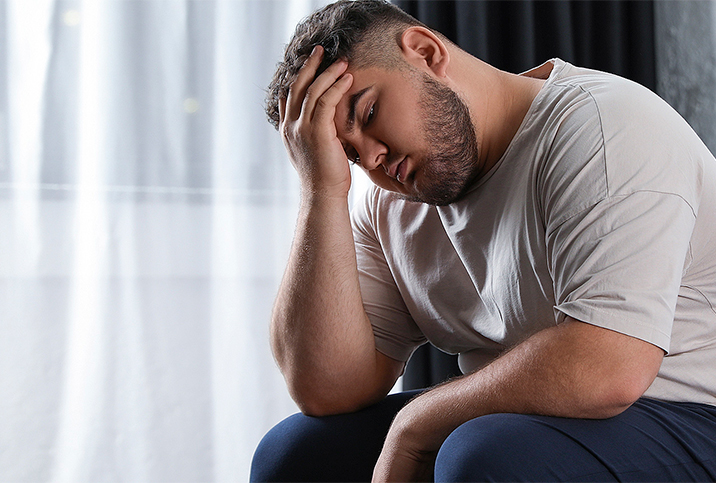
[285,371,389,417]
[570,390,635,420]
[290,385,377,417]
[272,353,383,417]
[575,332,664,419]
[601,354,663,418]
[613,383,651,417]
[296,399,353,418]
[585,373,656,419]
[592,392,638,419]
[290,383,342,417]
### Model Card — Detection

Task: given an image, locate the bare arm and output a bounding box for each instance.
[272,46,403,416]
[373,317,665,481]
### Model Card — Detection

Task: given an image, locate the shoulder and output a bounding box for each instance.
[534,61,703,228]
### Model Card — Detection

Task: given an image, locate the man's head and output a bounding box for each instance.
[266,0,426,130]
[268,0,483,205]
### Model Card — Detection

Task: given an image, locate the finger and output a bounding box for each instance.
[300,60,349,121]
[278,96,287,125]
[310,73,353,126]
[284,45,324,122]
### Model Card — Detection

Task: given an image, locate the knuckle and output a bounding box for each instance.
[314,93,329,108]
[286,121,309,144]
[280,123,296,142]
[287,80,299,97]
[314,95,334,113]
[303,84,318,103]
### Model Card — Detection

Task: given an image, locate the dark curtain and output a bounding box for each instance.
[393,0,656,390]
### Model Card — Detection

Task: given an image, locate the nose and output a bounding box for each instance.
[356,136,388,172]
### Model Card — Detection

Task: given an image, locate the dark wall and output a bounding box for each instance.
[395,0,655,89]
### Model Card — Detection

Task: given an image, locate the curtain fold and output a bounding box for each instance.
[392,0,657,389]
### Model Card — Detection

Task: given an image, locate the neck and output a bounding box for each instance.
[447,49,545,177]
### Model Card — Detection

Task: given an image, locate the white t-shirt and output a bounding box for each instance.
[352,59,716,406]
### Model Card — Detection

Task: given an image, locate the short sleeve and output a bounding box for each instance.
[536,76,702,351]
[549,191,696,352]
[351,188,427,361]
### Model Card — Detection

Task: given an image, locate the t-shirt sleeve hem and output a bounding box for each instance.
[374,336,423,363]
[554,302,671,353]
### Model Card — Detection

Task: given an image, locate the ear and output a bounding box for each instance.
[399,26,450,77]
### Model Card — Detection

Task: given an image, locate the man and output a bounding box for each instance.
[251,0,716,481]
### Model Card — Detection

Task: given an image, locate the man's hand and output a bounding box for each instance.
[279,45,354,200]
[372,409,440,482]
[372,382,460,482]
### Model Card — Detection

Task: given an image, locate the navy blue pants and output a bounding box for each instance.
[250,391,716,482]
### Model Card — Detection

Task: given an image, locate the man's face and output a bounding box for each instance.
[335,64,481,205]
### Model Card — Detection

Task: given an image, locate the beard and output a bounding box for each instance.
[404,73,481,206]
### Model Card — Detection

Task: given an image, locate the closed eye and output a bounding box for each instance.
[365,104,376,127]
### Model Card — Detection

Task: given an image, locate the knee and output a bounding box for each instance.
[435,413,552,482]
[250,392,420,482]
[250,412,319,482]
[249,408,387,482]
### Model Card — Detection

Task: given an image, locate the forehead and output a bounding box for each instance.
[344,64,409,95]
[340,66,383,104]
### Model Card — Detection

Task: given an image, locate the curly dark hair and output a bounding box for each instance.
[265,0,428,129]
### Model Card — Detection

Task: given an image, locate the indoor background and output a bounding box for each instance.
[0,1,714,481]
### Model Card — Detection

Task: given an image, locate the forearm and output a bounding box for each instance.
[374,319,664,481]
[271,194,387,414]
[271,46,406,415]
[426,320,657,420]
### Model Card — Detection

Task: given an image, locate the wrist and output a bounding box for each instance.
[389,380,482,452]
[300,186,351,207]
[388,395,444,452]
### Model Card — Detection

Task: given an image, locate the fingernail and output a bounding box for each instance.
[311,45,320,56]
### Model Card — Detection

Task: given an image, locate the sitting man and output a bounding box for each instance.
[251,0,716,481]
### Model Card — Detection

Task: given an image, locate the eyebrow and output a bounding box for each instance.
[345,86,373,134]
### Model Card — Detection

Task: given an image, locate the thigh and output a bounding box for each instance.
[250,390,421,482]
[435,398,716,482]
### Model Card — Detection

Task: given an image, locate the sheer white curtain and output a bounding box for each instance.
[0,0,353,480]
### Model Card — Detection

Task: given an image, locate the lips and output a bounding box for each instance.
[386,157,408,184]
[396,158,408,183]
